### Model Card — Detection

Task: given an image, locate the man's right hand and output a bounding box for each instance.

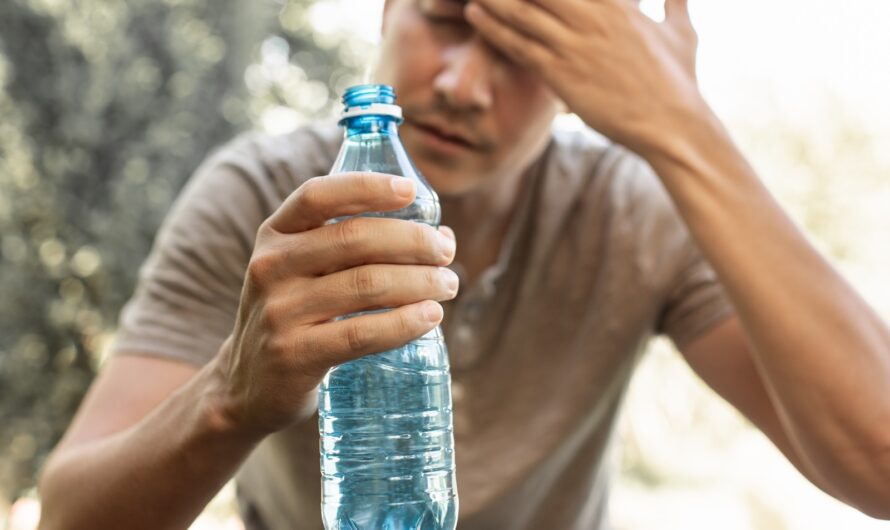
[37,172,456,530]
[211,172,459,438]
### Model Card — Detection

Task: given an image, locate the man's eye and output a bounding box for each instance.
[424,14,466,26]
[422,13,473,38]
[419,0,468,24]
[419,0,472,35]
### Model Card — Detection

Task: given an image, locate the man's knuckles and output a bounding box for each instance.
[350,266,390,300]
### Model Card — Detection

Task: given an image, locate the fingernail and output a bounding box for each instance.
[422,301,443,322]
[391,178,414,198]
[437,231,456,260]
[439,225,456,241]
[440,267,460,293]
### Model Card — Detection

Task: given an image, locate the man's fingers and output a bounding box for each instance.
[292,218,456,275]
[525,0,589,30]
[300,300,444,372]
[468,0,567,48]
[664,0,693,28]
[266,173,416,234]
[465,1,559,70]
[292,264,459,324]
[439,224,456,243]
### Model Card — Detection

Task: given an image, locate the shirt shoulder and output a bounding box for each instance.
[110,121,342,366]
[203,121,343,213]
[545,125,703,291]
[550,127,676,226]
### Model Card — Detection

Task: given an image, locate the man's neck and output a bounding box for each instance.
[440,167,524,231]
[439,158,539,287]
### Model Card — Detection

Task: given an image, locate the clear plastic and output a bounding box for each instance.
[318,84,458,530]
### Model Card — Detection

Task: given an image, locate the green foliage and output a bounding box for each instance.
[0,0,364,501]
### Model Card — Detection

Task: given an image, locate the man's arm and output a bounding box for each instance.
[646,108,890,518]
[680,316,849,504]
[38,355,257,530]
[463,0,890,517]
[38,173,459,529]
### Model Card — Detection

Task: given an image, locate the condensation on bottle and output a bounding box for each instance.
[318,84,458,530]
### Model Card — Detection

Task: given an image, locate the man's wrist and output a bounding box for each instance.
[194,355,265,446]
[635,97,730,177]
[197,339,320,444]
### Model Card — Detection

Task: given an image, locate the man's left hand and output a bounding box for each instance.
[465,0,705,156]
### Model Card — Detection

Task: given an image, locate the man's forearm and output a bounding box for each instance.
[39,361,260,530]
[641,104,890,517]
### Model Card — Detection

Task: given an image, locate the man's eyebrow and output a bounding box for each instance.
[421,0,467,15]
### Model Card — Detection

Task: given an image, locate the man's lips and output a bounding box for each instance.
[407,119,479,150]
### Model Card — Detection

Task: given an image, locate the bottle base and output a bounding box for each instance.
[323,500,457,530]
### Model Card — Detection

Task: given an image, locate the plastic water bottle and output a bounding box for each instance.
[318,84,458,530]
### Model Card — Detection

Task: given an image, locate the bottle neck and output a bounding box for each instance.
[342,115,400,137]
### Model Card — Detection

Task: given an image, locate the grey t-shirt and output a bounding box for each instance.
[111,121,734,530]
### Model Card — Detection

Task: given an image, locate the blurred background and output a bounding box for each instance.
[1,0,888,528]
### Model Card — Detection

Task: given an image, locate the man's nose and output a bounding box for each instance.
[433,36,495,112]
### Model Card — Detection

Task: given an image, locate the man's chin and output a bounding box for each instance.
[420,168,486,198]
[411,155,486,197]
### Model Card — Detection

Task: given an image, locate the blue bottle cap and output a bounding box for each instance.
[340,84,403,122]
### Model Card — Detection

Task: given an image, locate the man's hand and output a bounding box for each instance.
[213,172,459,438]
[465,0,703,156]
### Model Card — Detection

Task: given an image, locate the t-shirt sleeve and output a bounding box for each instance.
[109,137,272,367]
[656,237,735,350]
[610,148,736,351]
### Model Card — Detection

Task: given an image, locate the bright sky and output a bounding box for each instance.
[317,0,890,128]
[689,0,890,129]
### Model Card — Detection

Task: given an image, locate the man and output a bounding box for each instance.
[38,0,890,528]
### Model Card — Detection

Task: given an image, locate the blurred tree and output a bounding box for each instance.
[0,0,364,503]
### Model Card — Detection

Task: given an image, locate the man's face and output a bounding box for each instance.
[374,0,561,196]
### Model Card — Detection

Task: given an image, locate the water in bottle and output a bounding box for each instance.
[318,84,458,530]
